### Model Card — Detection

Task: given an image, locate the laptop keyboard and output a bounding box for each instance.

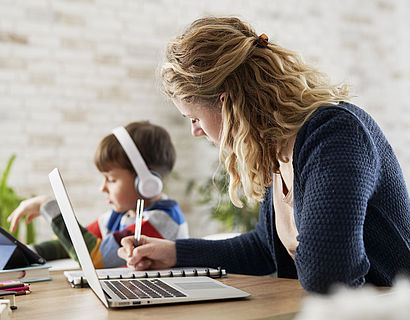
[105,279,187,300]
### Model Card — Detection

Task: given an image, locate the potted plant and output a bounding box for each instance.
[186,163,259,233]
[0,155,36,244]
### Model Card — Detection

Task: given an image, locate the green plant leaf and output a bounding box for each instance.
[0,155,36,243]
[186,162,259,233]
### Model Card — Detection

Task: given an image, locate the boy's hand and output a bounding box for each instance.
[7,195,52,232]
[118,235,177,270]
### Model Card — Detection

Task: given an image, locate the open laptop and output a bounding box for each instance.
[48,168,250,308]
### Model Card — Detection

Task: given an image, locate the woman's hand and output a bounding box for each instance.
[7,195,52,232]
[118,235,177,270]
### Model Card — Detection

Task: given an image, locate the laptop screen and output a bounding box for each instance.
[49,168,109,307]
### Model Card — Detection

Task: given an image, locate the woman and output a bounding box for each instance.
[118,17,410,294]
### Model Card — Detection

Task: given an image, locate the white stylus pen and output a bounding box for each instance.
[134,199,144,247]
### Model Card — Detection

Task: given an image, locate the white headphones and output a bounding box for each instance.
[112,126,163,199]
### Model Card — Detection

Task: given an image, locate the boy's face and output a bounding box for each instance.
[100,167,138,212]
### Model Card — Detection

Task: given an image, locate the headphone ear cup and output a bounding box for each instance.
[149,170,161,180]
[134,171,162,198]
[134,176,140,193]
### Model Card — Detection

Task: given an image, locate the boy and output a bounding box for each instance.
[8,121,188,268]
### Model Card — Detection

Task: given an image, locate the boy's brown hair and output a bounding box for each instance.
[94,121,176,179]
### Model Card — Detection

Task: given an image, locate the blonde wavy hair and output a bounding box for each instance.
[161,17,350,207]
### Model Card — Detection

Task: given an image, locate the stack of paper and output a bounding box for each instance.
[64,267,227,288]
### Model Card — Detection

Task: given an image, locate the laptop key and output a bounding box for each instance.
[151,279,187,297]
[111,280,143,299]
[105,281,128,299]
[121,280,150,299]
[130,280,162,298]
[140,280,174,298]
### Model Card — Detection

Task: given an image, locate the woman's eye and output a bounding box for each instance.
[191,118,199,124]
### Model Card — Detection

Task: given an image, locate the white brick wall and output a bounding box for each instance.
[1,0,409,242]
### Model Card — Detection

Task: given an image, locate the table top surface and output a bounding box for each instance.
[9,270,306,320]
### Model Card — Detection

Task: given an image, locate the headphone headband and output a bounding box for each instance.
[112,126,162,198]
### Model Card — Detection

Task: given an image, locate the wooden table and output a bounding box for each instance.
[10,270,306,320]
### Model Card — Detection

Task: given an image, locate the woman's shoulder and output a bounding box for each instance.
[293,101,384,174]
[304,102,369,129]
[295,102,376,148]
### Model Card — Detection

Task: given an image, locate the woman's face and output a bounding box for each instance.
[172,98,222,146]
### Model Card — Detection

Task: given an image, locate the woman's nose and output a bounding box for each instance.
[191,122,204,137]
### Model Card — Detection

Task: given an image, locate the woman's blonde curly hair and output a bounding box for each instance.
[161,16,350,207]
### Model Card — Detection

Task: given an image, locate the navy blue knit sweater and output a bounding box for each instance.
[175,102,410,294]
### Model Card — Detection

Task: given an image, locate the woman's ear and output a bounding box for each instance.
[220,93,226,103]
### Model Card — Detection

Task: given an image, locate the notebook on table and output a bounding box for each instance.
[48,168,250,308]
[64,266,227,288]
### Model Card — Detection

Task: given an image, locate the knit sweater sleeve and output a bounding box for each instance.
[293,108,379,293]
[175,216,276,275]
